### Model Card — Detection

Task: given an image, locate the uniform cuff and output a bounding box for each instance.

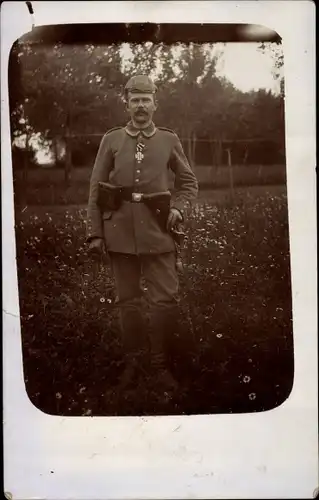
[170,201,186,218]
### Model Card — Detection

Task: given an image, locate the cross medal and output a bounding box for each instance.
[135,142,145,163]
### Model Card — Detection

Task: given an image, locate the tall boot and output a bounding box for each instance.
[148,306,179,391]
[117,303,148,390]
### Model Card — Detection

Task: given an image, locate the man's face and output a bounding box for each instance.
[126,92,157,125]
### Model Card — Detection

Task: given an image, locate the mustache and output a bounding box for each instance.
[135,109,148,115]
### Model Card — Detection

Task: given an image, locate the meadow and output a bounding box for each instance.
[14,186,294,416]
[13,164,286,206]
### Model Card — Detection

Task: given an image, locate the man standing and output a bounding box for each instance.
[86,75,198,392]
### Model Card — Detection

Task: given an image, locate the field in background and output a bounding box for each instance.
[15,185,288,218]
[15,187,293,416]
[13,163,286,206]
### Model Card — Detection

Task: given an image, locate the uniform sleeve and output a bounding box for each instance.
[86,133,114,242]
[169,135,199,217]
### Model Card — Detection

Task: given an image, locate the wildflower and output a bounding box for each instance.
[79,386,86,394]
[249,393,256,400]
[56,392,62,399]
[216,333,223,338]
[100,297,105,303]
[243,376,251,383]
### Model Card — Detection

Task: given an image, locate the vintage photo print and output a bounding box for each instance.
[2,2,317,499]
[10,22,292,418]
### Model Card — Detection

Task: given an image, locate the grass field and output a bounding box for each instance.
[13,164,286,206]
[14,186,293,416]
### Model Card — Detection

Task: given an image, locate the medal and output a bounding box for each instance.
[135,142,145,163]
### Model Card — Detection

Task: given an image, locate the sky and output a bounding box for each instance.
[120,41,280,94]
[215,42,279,94]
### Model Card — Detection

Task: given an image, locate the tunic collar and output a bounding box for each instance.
[125,121,157,138]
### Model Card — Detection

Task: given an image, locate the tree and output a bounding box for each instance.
[9,39,285,180]
[258,42,284,96]
[12,42,126,136]
[10,41,126,183]
[122,41,160,78]
[154,43,221,169]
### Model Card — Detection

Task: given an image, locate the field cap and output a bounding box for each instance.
[125,75,157,94]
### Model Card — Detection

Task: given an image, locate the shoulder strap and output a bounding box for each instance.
[157,126,177,135]
[104,126,123,136]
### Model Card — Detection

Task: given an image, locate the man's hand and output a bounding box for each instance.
[167,208,183,231]
[87,237,105,259]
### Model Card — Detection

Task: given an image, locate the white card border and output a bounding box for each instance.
[1,1,317,499]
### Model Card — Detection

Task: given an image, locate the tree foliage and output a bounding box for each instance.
[258,42,284,96]
[10,40,285,168]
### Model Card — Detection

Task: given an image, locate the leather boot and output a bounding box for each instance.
[117,353,142,391]
[148,306,179,391]
[116,303,148,390]
[151,352,179,391]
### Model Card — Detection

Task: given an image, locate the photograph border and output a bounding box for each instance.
[2,2,317,499]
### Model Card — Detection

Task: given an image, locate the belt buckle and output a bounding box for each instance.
[132,192,143,202]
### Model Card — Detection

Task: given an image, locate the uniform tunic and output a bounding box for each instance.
[86,121,198,255]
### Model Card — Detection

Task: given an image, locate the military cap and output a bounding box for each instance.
[125,75,157,94]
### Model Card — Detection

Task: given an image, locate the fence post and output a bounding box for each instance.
[52,136,59,166]
[243,146,249,164]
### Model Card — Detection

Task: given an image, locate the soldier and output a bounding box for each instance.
[86,74,198,392]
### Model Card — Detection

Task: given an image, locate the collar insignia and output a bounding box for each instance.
[125,121,157,138]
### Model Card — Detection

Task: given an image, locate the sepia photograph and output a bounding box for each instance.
[9,22,293,417]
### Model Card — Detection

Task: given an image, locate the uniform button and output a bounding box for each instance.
[135,179,140,183]
[136,169,141,174]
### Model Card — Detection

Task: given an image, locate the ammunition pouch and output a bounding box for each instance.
[142,192,171,232]
[97,182,123,211]
[97,182,185,245]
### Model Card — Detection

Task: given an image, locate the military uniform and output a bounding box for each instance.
[86,121,198,253]
[86,75,198,389]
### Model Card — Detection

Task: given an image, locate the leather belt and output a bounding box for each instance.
[120,188,170,203]
[131,193,143,202]
[97,182,171,206]
[119,187,143,202]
